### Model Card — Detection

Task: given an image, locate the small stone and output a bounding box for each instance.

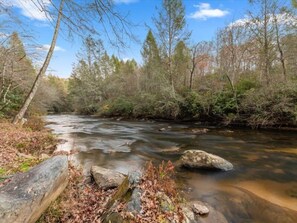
[192,202,209,215]
[159,128,166,131]
[91,166,126,189]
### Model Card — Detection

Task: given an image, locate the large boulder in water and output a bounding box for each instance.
[179,150,233,171]
[91,166,126,189]
[0,155,68,223]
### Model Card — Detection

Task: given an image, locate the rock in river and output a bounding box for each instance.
[91,166,126,189]
[0,155,68,223]
[179,150,233,171]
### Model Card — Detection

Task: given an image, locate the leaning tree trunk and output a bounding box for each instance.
[12,0,64,124]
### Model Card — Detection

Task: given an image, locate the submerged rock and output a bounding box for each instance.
[0,155,68,223]
[91,166,126,189]
[179,150,233,171]
[191,128,209,134]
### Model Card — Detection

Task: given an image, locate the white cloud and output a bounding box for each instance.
[3,0,51,21]
[229,13,297,28]
[37,44,65,52]
[189,3,229,20]
[113,0,138,4]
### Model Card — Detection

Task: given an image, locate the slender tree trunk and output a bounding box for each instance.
[273,15,286,81]
[13,0,64,124]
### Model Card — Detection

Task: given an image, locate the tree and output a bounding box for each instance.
[153,0,190,94]
[246,0,278,84]
[12,0,64,124]
[141,30,163,93]
[189,41,213,89]
[173,41,190,90]
[12,0,134,124]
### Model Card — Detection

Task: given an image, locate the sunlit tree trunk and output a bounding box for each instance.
[13,0,64,124]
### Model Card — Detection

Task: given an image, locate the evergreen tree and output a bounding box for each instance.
[141,30,163,93]
[173,41,190,91]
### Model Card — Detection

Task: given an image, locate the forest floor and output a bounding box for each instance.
[0,118,58,184]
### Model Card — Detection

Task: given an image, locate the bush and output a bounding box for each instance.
[132,93,157,118]
[240,83,297,127]
[99,97,134,117]
[212,90,237,118]
[179,91,203,119]
[154,97,181,119]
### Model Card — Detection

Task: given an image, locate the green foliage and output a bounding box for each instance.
[132,94,158,118]
[212,91,237,117]
[100,98,134,117]
[235,78,259,95]
[179,91,202,119]
[240,83,297,127]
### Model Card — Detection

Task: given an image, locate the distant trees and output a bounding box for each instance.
[1,0,296,127]
[68,37,139,114]
[0,32,67,117]
[0,32,36,117]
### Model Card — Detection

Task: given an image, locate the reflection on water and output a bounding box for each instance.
[45,115,297,223]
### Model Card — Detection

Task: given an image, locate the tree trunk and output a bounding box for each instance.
[12,0,64,124]
[274,14,286,81]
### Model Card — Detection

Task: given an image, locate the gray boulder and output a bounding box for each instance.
[192,201,209,215]
[180,150,233,171]
[0,155,68,223]
[91,166,126,189]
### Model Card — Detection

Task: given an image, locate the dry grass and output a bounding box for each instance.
[0,119,57,177]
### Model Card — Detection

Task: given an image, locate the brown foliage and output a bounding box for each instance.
[121,161,184,223]
[0,120,57,169]
[39,165,116,223]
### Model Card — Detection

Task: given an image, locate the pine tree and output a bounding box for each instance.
[173,41,190,90]
[141,30,163,93]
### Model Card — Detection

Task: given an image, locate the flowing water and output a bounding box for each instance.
[45,115,297,223]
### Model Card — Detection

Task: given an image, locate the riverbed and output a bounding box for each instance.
[45,115,297,223]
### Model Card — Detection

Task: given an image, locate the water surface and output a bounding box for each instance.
[45,115,297,223]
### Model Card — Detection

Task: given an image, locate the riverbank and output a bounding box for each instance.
[0,118,58,183]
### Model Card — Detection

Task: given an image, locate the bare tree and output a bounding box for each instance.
[189,41,213,89]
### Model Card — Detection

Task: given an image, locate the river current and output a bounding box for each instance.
[45,115,297,223]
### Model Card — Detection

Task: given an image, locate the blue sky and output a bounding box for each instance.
[2,0,251,78]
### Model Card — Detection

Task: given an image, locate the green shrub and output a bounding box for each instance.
[132,94,157,118]
[179,91,203,119]
[240,83,297,127]
[100,97,134,117]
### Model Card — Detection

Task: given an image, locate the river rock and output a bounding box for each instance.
[180,150,233,171]
[191,128,209,134]
[102,171,142,222]
[91,166,126,189]
[192,201,209,215]
[0,155,68,223]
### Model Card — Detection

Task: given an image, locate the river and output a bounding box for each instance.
[45,114,297,223]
